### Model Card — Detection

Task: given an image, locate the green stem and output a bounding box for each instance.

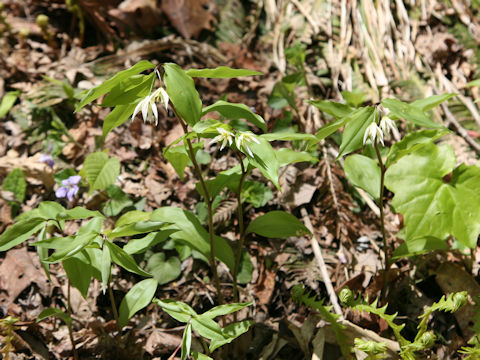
[232,154,248,303]
[200,337,210,355]
[174,109,224,305]
[108,279,119,330]
[374,140,389,301]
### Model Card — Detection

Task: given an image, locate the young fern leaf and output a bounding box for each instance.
[291,285,352,359]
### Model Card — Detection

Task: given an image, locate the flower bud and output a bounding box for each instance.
[36,14,49,29]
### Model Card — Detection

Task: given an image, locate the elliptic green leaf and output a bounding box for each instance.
[338,107,376,158]
[275,148,318,167]
[118,278,158,328]
[107,221,166,239]
[123,230,175,255]
[2,168,26,202]
[392,237,448,259]
[192,352,213,360]
[37,308,71,325]
[307,100,354,119]
[164,145,190,180]
[163,63,202,126]
[57,207,104,220]
[209,320,253,352]
[260,132,318,143]
[63,253,93,298]
[344,154,381,199]
[105,241,151,277]
[0,91,20,118]
[186,66,262,78]
[0,218,45,251]
[101,73,155,107]
[115,210,151,227]
[246,211,310,238]
[76,60,155,111]
[410,93,456,112]
[247,137,280,190]
[101,245,111,294]
[202,101,267,132]
[102,102,137,139]
[181,322,192,360]
[82,152,120,192]
[154,298,197,323]
[201,302,251,319]
[381,98,444,129]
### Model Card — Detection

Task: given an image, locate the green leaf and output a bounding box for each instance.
[246,211,310,238]
[275,148,318,167]
[154,298,197,323]
[146,253,181,285]
[202,100,267,132]
[118,278,158,328]
[57,207,104,220]
[381,98,444,129]
[181,322,192,360]
[82,152,120,192]
[247,137,280,190]
[102,102,137,139]
[164,145,189,180]
[209,320,253,352]
[466,79,480,87]
[45,232,97,263]
[63,253,93,298]
[123,230,175,254]
[260,132,318,144]
[191,316,225,341]
[308,100,354,119]
[0,218,45,251]
[338,107,376,158]
[386,129,449,167]
[242,181,273,208]
[105,241,151,277]
[344,154,381,200]
[196,172,241,199]
[192,352,213,360]
[186,66,262,78]
[115,210,151,227]
[341,90,367,107]
[0,91,20,118]
[2,168,26,202]
[385,143,480,248]
[237,251,253,284]
[101,245,111,294]
[316,106,373,143]
[410,93,456,112]
[37,308,71,325]
[163,63,202,126]
[38,202,66,220]
[392,236,448,259]
[101,73,155,107]
[151,207,235,270]
[201,302,251,319]
[76,60,155,111]
[107,221,166,239]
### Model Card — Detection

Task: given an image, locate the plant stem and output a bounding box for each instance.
[66,279,79,360]
[108,279,119,330]
[200,337,210,355]
[373,140,390,301]
[174,108,224,305]
[233,153,248,303]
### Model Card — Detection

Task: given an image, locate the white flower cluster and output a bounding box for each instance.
[211,127,260,157]
[131,87,169,125]
[363,117,397,146]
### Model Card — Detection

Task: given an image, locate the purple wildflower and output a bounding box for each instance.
[56,175,81,201]
[39,153,55,168]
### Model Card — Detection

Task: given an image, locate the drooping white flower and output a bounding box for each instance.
[131,87,169,125]
[211,127,234,150]
[363,122,384,146]
[235,131,260,157]
[379,116,397,138]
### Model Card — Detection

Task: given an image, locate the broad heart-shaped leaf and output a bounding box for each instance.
[154,298,197,323]
[163,63,202,127]
[338,106,376,158]
[246,211,310,238]
[146,253,181,285]
[385,142,480,249]
[37,308,71,325]
[101,73,155,107]
[247,137,280,190]
[386,129,450,168]
[0,218,45,251]
[82,152,120,192]
[62,252,93,298]
[151,207,235,271]
[186,66,262,78]
[202,101,267,132]
[307,100,354,119]
[0,91,20,118]
[344,154,381,200]
[76,60,155,111]
[102,102,136,139]
[410,93,456,112]
[104,241,151,277]
[118,278,158,328]
[381,98,444,129]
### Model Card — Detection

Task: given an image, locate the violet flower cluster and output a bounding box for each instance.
[55,175,81,201]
